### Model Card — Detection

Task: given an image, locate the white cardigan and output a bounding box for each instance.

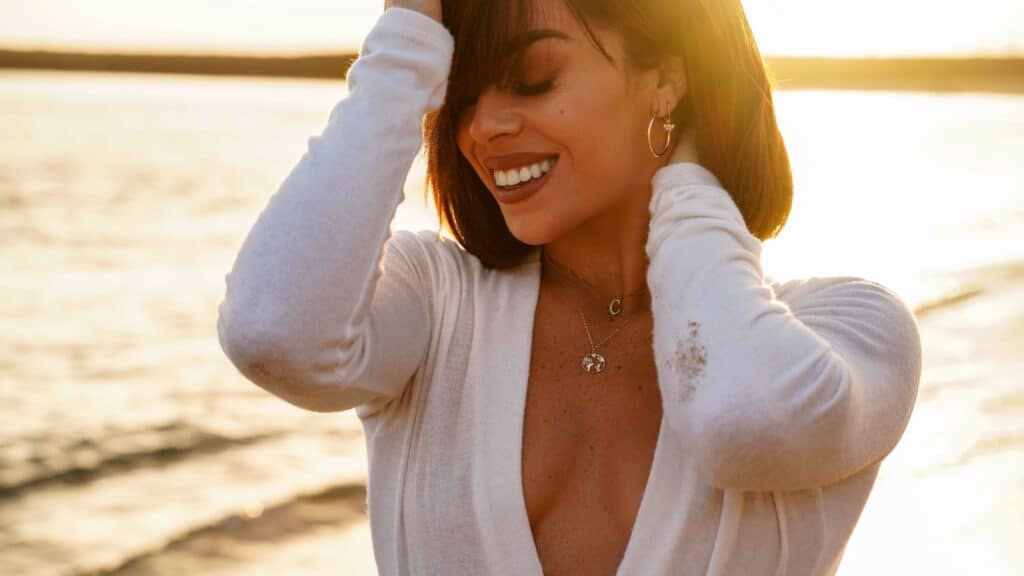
[216,7,923,575]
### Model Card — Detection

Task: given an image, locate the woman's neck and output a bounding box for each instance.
[538,193,652,312]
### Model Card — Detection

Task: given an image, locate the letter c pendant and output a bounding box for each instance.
[609,297,622,317]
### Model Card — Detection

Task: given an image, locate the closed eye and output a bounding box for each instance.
[514,80,554,96]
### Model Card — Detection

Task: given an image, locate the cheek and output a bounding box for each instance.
[454,105,480,156]
[455,117,472,163]
[454,119,486,181]
[559,91,639,187]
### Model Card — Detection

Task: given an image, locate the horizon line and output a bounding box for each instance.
[2,47,1023,94]
[1,45,1023,61]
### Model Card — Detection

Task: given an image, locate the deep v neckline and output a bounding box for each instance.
[482,248,668,576]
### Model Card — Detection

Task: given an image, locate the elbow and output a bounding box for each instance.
[218,299,278,375]
[216,302,298,392]
[216,303,384,414]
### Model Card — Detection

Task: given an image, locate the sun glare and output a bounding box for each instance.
[0,0,1020,57]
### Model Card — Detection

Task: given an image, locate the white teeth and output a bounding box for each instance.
[493,158,555,188]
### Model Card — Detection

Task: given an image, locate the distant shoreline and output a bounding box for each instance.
[1,48,1023,94]
[768,57,1024,94]
[0,48,358,81]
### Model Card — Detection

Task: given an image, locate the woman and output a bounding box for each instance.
[216,0,923,574]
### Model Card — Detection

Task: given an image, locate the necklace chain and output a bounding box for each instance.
[580,309,635,351]
[540,250,646,374]
[541,251,648,303]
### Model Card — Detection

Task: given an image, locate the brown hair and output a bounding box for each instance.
[423,0,793,269]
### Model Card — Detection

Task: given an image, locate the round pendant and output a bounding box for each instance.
[581,352,606,374]
[608,297,622,317]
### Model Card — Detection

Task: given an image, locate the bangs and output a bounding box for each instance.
[425,0,794,268]
[442,0,612,112]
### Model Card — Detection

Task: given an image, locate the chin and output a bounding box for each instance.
[505,225,550,247]
[499,216,551,247]
[504,213,577,247]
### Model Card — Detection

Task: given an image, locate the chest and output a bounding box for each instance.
[522,294,662,575]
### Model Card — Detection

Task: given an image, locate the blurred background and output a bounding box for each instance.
[1,1,1021,574]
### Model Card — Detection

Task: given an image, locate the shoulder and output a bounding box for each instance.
[386,228,456,264]
[384,228,489,290]
[770,274,923,375]
[770,274,916,318]
[386,228,538,278]
[387,228,480,267]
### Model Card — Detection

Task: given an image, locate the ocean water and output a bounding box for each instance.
[0,70,1021,575]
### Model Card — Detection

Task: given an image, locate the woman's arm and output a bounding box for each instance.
[215,8,454,414]
[646,162,923,491]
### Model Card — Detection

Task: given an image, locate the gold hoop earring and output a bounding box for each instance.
[647,110,676,158]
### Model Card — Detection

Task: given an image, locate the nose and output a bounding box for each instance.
[466,86,523,145]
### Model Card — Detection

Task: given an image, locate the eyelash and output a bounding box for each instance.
[513,80,554,96]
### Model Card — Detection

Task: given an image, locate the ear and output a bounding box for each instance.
[651,56,687,117]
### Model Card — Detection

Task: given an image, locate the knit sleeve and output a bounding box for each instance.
[645,161,923,491]
[215,8,454,414]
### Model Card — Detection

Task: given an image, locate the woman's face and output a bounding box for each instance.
[455,3,665,246]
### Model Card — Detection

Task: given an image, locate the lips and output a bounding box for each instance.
[483,152,559,171]
[492,156,558,205]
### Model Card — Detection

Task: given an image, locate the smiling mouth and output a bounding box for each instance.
[491,156,559,205]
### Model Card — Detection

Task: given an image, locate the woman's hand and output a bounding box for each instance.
[667,120,699,166]
[385,0,443,23]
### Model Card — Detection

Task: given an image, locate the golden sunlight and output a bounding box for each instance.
[2,1,1023,576]
[0,0,1020,56]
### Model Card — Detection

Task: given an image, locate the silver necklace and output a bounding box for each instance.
[542,252,648,320]
[578,308,636,374]
[541,251,647,374]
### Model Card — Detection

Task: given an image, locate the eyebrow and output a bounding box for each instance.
[504,29,572,57]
